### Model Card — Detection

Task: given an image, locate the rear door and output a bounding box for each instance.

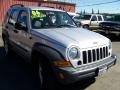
[6,9,20,48]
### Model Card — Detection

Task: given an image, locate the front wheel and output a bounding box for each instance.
[37,58,59,89]
[38,63,45,88]
[83,25,89,30]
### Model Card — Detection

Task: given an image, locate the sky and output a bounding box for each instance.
[59,0,120,14]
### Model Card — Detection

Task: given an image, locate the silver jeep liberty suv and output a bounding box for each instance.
[2,4,117,88]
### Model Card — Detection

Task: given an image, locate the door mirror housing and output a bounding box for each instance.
[76,22,81,27]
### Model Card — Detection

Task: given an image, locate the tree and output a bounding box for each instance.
[92,8,94,14]
[83,9,85,14]
[98,9,100,14]
[80,10,82,15]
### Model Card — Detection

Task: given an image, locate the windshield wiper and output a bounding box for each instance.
[57,24,76,28]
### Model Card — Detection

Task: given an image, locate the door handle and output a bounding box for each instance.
[13,30,18,33]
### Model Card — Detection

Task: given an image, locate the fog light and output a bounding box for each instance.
[77,61,82,65]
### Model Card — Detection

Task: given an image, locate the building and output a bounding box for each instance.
[0,0,75,25]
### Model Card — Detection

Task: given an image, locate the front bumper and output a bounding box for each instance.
[55,55,117,84]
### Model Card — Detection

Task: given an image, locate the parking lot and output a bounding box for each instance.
[0,26,120,90]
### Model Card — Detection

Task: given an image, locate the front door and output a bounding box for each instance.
[7,9,20,47]
[14,10,32,60]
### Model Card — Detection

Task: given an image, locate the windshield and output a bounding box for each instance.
[31,10,76,29]
[80,15,91,20]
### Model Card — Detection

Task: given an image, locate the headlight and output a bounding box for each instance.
[68,47,80,60]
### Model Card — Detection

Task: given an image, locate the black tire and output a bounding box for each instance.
[38,61,51,89]
[3,37,11,56]
[33,56,59,89]
[83,25,89,30]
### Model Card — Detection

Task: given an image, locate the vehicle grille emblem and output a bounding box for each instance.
[93,42,98,44]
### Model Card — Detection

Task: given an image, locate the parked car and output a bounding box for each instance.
[80,14,107,30]
[99,21,120,36]
[2,4,117,88]
[67,12,81,27]
[67,12,79,18]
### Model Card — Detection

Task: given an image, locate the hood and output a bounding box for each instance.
[32,28,109,48]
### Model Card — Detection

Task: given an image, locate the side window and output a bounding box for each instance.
[91,16,97,21]
[60,13,75,25]
[98,16,102,21]
[17,10,28,29]
[8,9,18,26]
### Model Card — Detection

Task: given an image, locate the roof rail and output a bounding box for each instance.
[10,4,24,8]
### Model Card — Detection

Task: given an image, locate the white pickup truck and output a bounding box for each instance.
[79,14,107,30]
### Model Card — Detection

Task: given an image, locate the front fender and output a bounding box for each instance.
[32,43,66,62]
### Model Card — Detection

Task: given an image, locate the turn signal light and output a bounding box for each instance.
[59,73,65,79]
[53,61,72,67]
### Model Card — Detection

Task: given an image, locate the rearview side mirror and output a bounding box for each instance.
[76,22,81,27]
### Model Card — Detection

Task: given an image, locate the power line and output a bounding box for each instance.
[77,0,120,7]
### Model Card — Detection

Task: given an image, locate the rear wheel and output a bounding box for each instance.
[3,37,11,56]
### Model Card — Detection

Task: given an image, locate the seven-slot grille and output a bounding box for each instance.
[82,46,109,64]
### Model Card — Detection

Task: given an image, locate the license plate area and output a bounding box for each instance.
[99,66,107,75]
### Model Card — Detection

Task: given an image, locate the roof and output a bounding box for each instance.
[67,12,80,16]
[26,6,65,12]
